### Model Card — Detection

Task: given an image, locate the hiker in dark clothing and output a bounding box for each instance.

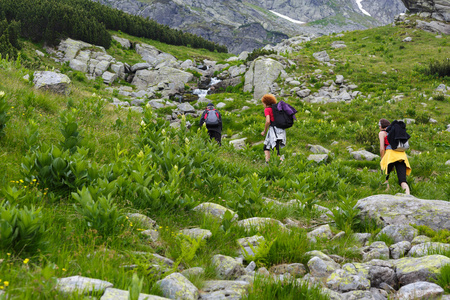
[199,103,222,145]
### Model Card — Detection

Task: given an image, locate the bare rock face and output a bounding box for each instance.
[355,194,450,232]
[400,0,450,21]
[33,71,71,95]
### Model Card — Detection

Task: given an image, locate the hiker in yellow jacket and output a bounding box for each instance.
[378,118,411,195]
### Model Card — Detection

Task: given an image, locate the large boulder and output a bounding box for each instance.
[396,281,444,300]
[192,202,238,221]
[375,225,418,244]
[132,67,193,94]
[33,71,71,95]
[400,0,450,21]
[355,194,450,231]
[56,276,113,296]
[394,255,450,286]
[211,255,246,279]
[244,57,284,100]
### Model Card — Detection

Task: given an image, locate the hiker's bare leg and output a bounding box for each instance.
[264,150,270,163]
[383,180,389,191]
[401,182,410,195]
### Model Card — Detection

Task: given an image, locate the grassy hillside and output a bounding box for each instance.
[0,20,449,298]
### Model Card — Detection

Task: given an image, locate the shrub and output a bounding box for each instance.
[423,59,450,78]
[246,48,276,62]
[434,263,450,293]
[0,202,46,253]
[72,187,126,237]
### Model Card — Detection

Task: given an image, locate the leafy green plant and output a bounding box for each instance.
[128,273,144,300]
[173,234,205,269]
[72,187,126,236]
[59,109,83,153]
[0,90,10,138]
[0,201,46,253]
[24,119,40,151]
[240,237,276,267]
[327,195,361,232]
[422,59,450,78]
[230,173,270,219]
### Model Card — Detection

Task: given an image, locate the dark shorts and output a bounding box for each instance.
[386,160,407,185]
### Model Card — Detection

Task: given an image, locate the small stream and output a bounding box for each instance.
[193,77,221,98]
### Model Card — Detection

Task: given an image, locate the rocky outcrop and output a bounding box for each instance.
[244,57,284,100]
[355,194,450,231]
[400,0,450,21]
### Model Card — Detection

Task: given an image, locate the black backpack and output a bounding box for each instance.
[271,101,296,129]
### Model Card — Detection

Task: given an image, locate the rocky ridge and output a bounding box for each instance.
[91,0,406,54]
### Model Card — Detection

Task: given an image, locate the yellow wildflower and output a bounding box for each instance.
[23,258,29,264]
[3,281,8,287]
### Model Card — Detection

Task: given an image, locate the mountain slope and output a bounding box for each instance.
[92,0,406,54]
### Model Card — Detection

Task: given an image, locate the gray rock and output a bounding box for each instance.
[353,233,372,244]
[402,37,412,42]
[313,51,330,62]
[340,290,378,300]
[408,242,450,257]
[307,224,333,243]
[355,194,450,232]
[141,229,159,242]
[411,235,432,246]
[236,235,265,248]
[297,89,311,98]
[245,261,256,273]
[390,241,412,259]
[199,280,249,300]
[307,154,329,163]
[156,273,199,300]
[335,75,345,84]
[396,281,444,300]
[192,202,238,221]
[351,150,379,161]
[112,36,131,49]
[216,102,226,109]
[177,103,195,113]
[131,63,151,73]
[180,228,212,241]
[327,268,370,292]
[70,59,88,73]
[211,255,246,280]
[131,99,146,107]
[331,41,347,49]
[394,255,450,286]
[33,71,71,94]
[308,256,340,278]
[244,57,284,100]
[308,144,330,154]
[367,260,397,289]
[269,263,307,277]
[127,213,157,229]
[229,138,247,150]
[416,20,450,35]
[237,217,287,231]
[100,287,169,300]
[376,225,418,243]
[102,71,118,85]
[363,241,390,261]
[56,276,113,295]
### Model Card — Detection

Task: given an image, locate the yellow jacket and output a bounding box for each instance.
[380,149,411,175]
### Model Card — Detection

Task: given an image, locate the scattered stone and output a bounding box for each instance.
[180,228,212,241]
[411,235,432,246]
[229,138,247,150]
[156,273,199,300]
[269,263,307,277]
[396,281,444,300]
[307,224,333,243]
[363,241,390,261]
[307,154,329,163]
[408,242,450,257]
[237,217,287,231]
[307,256,340,278]
[56,276,113,295]
[199,280,249,300]
[101,287,169,300]
[350,150,379,161]
[376,225,418,243]
[327,268,370,292]
[390,241,412,259]
[394,255,450,286]
[211,255,246,280]
[402,37,412,42]
[181,267,205,278]
[308,144,330,154]
[192,202,238,221]
[313,51,330,62]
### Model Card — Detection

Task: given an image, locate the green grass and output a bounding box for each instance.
[0,18,450,298]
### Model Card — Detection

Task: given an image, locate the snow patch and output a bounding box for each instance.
[270,10,305,24]
[356,0,371,16]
